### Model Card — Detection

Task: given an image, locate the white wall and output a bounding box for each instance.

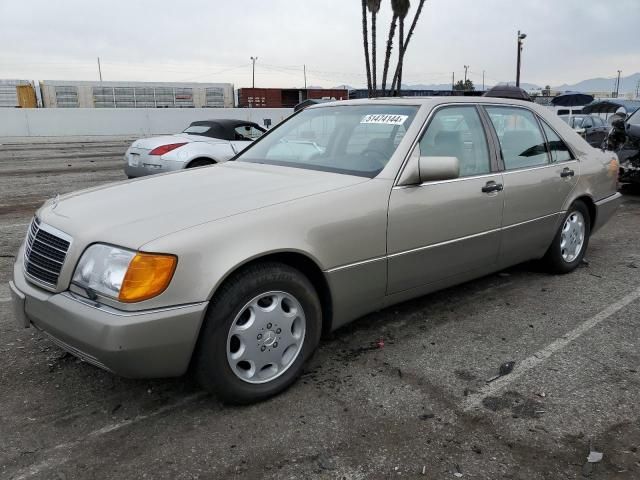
[0,108,292,138]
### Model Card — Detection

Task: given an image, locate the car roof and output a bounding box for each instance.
[185,119,263,141]
[306,96,544,109]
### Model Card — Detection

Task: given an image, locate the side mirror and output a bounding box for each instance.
[419,156,460,182]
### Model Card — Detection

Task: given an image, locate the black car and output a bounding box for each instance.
[559,114,609,147]
[609,109,640,184]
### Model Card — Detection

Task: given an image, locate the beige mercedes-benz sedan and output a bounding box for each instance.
[9,97,621,404]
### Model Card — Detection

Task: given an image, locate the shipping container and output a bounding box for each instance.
[0,80,36,108]
[238,88,348,108]
[39,80,234,108]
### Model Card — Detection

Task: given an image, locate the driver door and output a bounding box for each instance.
[386,105,504,294]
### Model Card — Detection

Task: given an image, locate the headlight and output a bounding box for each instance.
[72,244,177,303]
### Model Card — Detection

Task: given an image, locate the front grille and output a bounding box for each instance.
[24,217,71,288]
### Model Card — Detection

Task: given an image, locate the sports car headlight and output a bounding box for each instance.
[72,244,177,303]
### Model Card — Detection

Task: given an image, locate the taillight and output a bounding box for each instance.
[149,142,187,156]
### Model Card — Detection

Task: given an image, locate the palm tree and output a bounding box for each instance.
[367,0,381,96]
[381,11,398,95]
[390,0,410,96]
[361,0,372,96]
[390,0,426,96]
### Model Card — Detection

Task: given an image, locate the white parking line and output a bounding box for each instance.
[462,286,640,411]
[11,392,207,480]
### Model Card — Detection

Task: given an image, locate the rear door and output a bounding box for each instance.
[386,105,504,294]
[483,106,579,267]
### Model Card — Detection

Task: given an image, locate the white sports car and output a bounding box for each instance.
[124,119,266,178]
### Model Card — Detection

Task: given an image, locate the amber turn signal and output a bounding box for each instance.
[118,253,177,303]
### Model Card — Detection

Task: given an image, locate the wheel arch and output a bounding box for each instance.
[206,250,334,337]
[571,194,596,228]
[186,156,217,168]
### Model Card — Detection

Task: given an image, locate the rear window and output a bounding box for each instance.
[183,125,210,134]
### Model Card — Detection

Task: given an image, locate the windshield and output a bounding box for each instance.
[236,105,418,177]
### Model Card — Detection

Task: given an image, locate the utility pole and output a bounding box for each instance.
[464,65,469,84]
[516,31,527,87]
[614,70,622,98]
[636,79,640,99]
[97,57,102,82]
[250,56,258,89]
[303,64,307,90]
[452,72,455,91]
[482,70,485,91]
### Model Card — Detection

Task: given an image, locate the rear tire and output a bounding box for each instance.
[187,158,215,168]
[194,262,322,404]
[542,200,591,274]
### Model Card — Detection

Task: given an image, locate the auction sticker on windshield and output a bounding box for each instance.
[360,114,408,125]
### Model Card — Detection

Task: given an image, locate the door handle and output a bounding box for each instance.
[481,181,503,193]
[560,167,575,178]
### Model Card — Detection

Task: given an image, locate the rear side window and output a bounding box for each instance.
[540,121,573,163]
[486,106,548,170]
[419,106,490,177]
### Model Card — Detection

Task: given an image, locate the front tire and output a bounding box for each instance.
[194,262,322,404]
[543,200,591,274]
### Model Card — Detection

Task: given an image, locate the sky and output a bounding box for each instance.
[0,0,639,90]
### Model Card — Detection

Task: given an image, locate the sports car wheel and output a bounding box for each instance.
[194,262,322,404]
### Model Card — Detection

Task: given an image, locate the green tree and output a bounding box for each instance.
[454,79,475,91]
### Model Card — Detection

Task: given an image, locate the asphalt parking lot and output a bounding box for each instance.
[1,138,639,480]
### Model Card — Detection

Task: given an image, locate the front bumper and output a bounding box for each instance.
[592,192,623,234]
[10,261,208,378]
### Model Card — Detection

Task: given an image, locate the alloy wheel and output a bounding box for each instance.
[226,291,306,384]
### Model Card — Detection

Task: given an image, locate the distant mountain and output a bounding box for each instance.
[333,73,640,96]
[553,73,640,95]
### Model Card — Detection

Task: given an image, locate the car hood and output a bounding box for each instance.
[38,162,368,250]
[131,134,227,150]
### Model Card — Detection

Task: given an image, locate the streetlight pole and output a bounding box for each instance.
[516,31,526,87]
[250,56,258,89]
[464,65,469,83]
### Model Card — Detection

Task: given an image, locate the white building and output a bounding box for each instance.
[39,80,234,108]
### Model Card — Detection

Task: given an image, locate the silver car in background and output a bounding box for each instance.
[124,119,266,178]
[10,97,621,404]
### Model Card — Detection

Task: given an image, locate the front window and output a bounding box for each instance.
[236,105,418,177]
[419,106,491,177]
